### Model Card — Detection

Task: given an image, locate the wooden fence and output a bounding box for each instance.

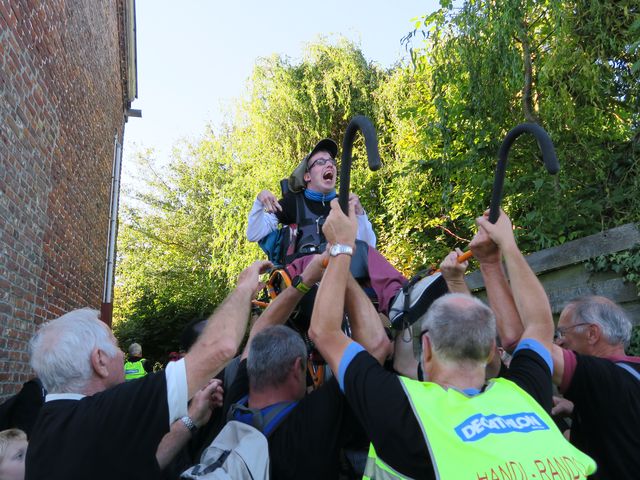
[465,223,640,324]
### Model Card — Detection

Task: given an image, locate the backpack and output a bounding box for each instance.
[180,398,297,479]
[388,269,449,330]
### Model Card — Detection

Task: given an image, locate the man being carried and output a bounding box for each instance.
[247,138,405,318]
[309,201,595,479]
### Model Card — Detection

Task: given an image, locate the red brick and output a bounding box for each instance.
[0,0,130,400]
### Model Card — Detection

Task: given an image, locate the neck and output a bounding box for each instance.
[80,377,108,397]
[591,342,626,358]
[304,188,336,202]
[249,385,300,409]
[428,359,487,391]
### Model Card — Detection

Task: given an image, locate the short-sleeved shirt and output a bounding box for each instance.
[340,340,553,479]
[26,363,187,480]
[560,350,640,479]
[226,359,367,480]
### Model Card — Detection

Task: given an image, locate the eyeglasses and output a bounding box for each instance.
[308,157,337,170]
[554,322,591,340]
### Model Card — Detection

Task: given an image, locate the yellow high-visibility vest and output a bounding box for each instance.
[363,377,596,479]
[124,359,147,381]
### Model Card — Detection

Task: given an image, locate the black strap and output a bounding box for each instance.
[228,400,298,437]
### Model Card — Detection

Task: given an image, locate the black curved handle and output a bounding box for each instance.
[339,115,382,213]
[489,123,559,223]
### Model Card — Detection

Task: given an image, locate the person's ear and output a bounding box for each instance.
[422,334,433,363]
[303,171,311,183]
[586,323,601,345]
[487,339,497,365]
[290,357,305,382]
[91,349,110,378]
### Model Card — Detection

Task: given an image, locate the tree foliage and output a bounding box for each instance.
[114,2,640,355]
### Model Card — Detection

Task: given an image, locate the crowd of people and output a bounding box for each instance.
[0,139,638,480]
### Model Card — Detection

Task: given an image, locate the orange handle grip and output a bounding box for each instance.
[457,250,473,263]
[434,249,474,273]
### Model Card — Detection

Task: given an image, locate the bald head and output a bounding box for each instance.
[420,293,496,364]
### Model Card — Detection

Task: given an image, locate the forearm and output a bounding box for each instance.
[246,200,278,242]
[345,275,390,364]
[241,286,303,359]
[501,243,553,349]
[156,420,191,470]
[444,277,471,295]
[185,285,254,397]
[309,255,352,375]
[480,261,523,351]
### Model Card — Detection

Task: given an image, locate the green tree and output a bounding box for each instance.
[114,38,388,355]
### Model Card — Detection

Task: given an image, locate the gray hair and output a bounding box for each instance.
[420,293,496,364]
[128,342,142,357]
[247,325,307,391]
[566,296,632,347]
[29,308,119,393]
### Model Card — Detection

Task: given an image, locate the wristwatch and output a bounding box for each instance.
[291,275,311,294]
[180,415,198,434]
[329,244,354,257]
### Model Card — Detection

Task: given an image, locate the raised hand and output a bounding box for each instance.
[257,189,282,213]
[322,199,357,246]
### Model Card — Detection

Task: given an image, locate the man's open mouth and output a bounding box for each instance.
[323,171,334,181]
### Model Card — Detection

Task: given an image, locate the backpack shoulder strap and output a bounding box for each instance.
[261,401,298,437]
[616,362,640,382]
[228,399,298,437]
[294,192,307,226]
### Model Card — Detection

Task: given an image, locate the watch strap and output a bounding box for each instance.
[292,275,311,294]
[330,244,354,257]
[180,415,198,434]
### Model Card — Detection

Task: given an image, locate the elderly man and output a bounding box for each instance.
[25,260,270,480]
[224,253,388,479]
[309,201,595,479]
[471,214,640,479]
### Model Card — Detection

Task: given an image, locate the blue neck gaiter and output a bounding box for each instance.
[304,188,337,204]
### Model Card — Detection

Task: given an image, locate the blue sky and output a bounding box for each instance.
[123,0,439,173]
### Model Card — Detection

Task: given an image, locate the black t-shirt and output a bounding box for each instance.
[563,354,640,480]
[26,372,170,480]
[276,192,331,226]
[226,359,366,480]
[343,347,552,479]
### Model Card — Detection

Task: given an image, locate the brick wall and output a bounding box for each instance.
[0,0,129,399]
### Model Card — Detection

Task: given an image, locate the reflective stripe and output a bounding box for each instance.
[363,454,413,480]
[124,360,147,381]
